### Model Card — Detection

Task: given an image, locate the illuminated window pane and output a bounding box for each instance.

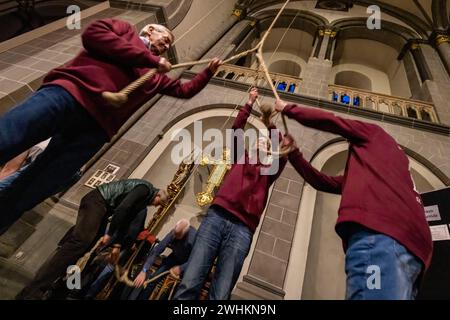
[341,94,350,104]
[277,82,287,92]
[288,84,296,93]
[332,92,339,102]
[353,96,361,106]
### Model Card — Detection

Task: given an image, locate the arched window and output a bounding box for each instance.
[407,106,418,119]
[392,103,403,116]
[332,92,339,102]
[277,81,287,92]
[216,70,226,78]
[288,83,296,93]
[335,71,372,92]
[225,72,235,80]
[420,109,432,122]
[269,60,302,78]
[353,96,361,107]
[341,94,350,105]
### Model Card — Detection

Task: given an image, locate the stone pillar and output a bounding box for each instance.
[297,27,337,99]
[409,42,433,82]
[232,164,305,300]
[412,42,450,125]
[433,33,450,77]
[323,29,338,61]
[312,30,324,59]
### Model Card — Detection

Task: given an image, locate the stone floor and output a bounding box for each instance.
[0,201,75,299]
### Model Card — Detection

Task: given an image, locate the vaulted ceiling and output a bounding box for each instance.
[241,0,450,34]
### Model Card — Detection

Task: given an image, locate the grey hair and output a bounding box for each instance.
[175,219,190,237]
[139,24,174,43]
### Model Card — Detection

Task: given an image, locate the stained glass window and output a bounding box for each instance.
[277,82,287,92]
[288,84,296,93]
[341,94,350,104]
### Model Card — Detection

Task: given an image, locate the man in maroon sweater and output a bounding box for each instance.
[275,99,432,300]
[0,19,221,232]
[174,89,288,300]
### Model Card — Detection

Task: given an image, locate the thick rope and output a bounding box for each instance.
[102,50,259,108]
[254,0,291,134]
[115,268,177,288]
[112,1,294,286]
[71,237,103,275]
[114,86,255,286]
[102,0,291,113]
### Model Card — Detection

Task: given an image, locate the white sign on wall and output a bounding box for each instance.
[84,164,120,189]
[425,205,442,222]
[430,225,450,242]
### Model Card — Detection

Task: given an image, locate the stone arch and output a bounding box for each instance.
[129,104,270,237]
[269,59,302,77]
[330,17,421,52]
[334,70,372,91]
[251,9,329,38]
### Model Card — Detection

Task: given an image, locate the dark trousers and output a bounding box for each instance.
[0,85,108,231]
[17,190,108,300]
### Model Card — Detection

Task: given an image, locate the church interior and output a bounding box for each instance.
[0,0,449,300]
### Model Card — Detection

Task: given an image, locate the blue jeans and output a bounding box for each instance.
[0,85,108,230]
[345,226,423,300]
[174,205,253,300]
[85,263,115,300]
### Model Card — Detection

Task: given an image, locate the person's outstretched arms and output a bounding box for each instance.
[158,58,222,98]
[275,100,377,143]
[283,134,344,194]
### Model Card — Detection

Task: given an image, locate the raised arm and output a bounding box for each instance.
[233,87,258,130]
[288,147,343,194]
[158,58,221,98]
[276,101,378,143]
[81,19,161,68]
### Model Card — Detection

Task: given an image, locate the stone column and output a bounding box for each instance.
[409,42,433,82]
[433,33,450,77]
[323,29,338,61]
[312,29,324,59]
[297,27,337,99]
[410,41,450,125]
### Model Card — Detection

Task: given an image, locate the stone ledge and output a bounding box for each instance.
[232,275,285,300]
[181,70,450,137]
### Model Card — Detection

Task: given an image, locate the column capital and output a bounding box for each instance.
[233,1,250,20]
[430,31,450,47]
[232,8,244,18]
[318,27,339,38]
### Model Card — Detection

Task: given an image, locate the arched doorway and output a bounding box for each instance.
[129,107,269,256]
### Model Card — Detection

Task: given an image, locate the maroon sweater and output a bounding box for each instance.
[283,104,433,269]
[42,19,213,138]
[212,103,287,233]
